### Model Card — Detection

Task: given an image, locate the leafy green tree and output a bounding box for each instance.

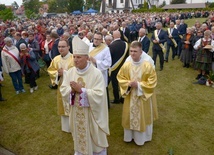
[23,0,41,14]
[209,2,214,8]
[160,0,166,8]
[67,0,84,12]
[171,0,186,4]
[0,4,6,11]
[0,8,14,21]
[48,0,60,12]
[48,0,84,13]
[144,1,148,9]
[85,0,101,11]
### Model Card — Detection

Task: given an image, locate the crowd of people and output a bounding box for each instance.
[0,11,214,154]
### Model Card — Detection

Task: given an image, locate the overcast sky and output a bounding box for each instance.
[0,0,23,6]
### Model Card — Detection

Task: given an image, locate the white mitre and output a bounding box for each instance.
[72,36,89,55]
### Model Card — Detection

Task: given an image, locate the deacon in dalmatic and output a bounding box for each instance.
[117,41,158,146]
[60,36,109,155]
[47,39,74,132]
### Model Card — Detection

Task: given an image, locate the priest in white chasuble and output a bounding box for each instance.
[117,41,158,146]
[47,39,74,132]
[60,36,109,155]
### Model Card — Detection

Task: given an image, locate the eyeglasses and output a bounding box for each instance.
[94,38,102,40]
[78,33,83,36]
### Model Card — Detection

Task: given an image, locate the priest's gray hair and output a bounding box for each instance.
[19,43,27,50]
[155,22,162,27]
[4,37,13,43]
[104,35,113,41]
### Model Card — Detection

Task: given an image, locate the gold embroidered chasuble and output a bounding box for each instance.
[60,63,109,155]
[117,60,158,132]
[47,53,74,115]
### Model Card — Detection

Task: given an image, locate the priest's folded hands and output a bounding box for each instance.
[70,81,82,93]
[129,81,138,88]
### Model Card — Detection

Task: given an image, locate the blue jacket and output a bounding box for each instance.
[20,49,40,73]
[166,28,179,45]
[140,36,150,53]
[57,27,64,37]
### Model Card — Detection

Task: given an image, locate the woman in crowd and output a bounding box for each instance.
[1,37,25,94]
[194,30,214,79]
[19,43,40,93]
[180,27,194,68]
[192,29,203,68]
[41,32,53,68]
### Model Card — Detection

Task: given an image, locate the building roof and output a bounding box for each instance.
[162,3,206,9]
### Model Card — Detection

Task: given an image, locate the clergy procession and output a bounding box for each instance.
[0,10,214,155]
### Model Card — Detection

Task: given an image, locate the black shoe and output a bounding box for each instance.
[0,98,6,101]
[183,64,186,67]
[186,64,190,68]
[164,59,168,62]
[49,85,58,89]
[160,67,163,71]
[110,100,120,104]
[120,97,124,104]
[195,74,202,80]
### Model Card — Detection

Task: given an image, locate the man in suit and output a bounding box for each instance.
[151,22,167,71]
[109,31,129,104]
[121,21,130,43]
[50,32,60,60]
[49,32,60,89]
[181,20,187,34]
[113,22,127,42]
[165,22,179,62]
[175,19,186,58]
[62,32,73,53]
[138,28,150,53]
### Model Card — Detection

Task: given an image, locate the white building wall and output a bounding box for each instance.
[155,0,206,6]
[116,0,125,9]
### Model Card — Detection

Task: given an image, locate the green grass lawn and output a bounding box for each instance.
[1,18,214,155]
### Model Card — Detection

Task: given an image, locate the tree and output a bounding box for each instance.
[23,0,42,18]
[47,0,84,13]
[0,8,14,21]
[0,4,6,11]
[160,0,166,8]
[67,0,84,12]
[85,0,101,11]
[171,0,186,4]
[209,2,214,8]
[23,0,41,14]
[144,1,149,9]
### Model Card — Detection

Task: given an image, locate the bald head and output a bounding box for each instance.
[113,30,121,40]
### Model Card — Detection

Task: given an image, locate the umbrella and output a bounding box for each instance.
[71,10,82,15]
[84,8,98,14]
